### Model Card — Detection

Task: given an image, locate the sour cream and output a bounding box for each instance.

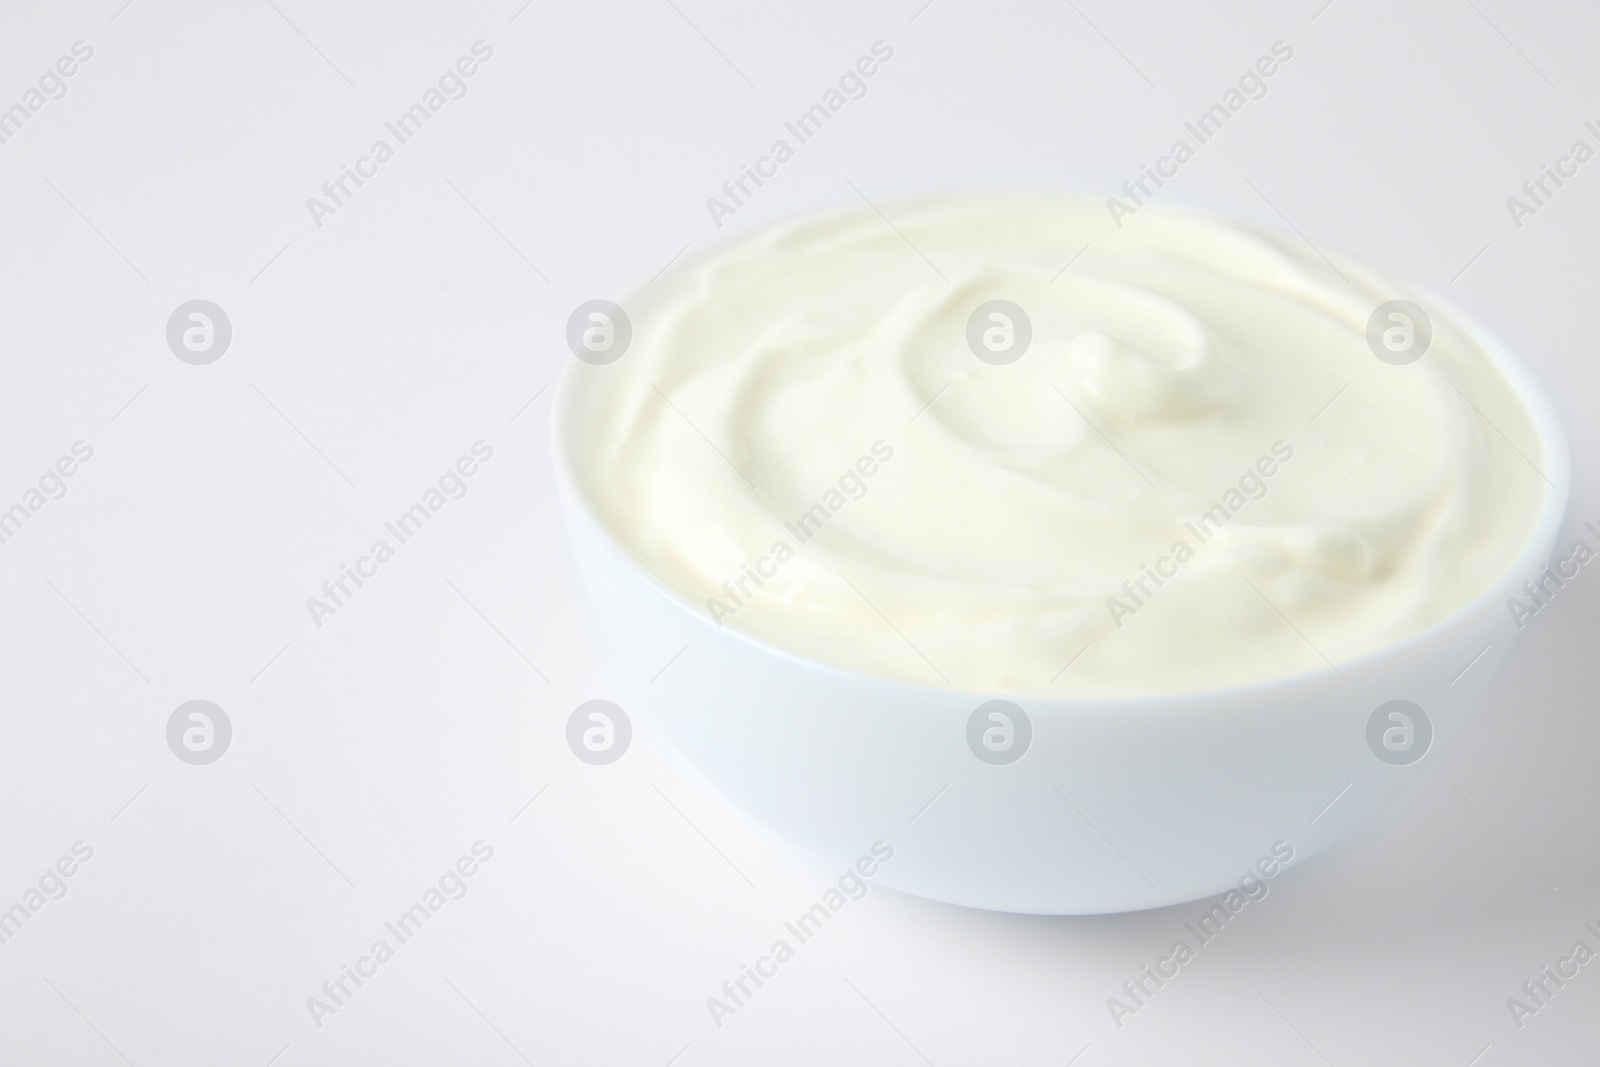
[565,193,1546,696]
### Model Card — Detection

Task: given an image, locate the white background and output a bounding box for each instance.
[2,0,1598,1063]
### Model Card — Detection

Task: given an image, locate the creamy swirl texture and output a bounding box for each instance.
[565,193,1546,695]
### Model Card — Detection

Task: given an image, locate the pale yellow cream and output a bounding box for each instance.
[566,193,1545,695]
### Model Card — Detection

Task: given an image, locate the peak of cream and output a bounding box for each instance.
[565,193,1545,696]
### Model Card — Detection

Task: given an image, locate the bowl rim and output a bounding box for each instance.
[549,194,1572,710]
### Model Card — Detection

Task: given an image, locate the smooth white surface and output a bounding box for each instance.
[1,0,1598,1064]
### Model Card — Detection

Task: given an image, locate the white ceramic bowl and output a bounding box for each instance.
[551,293,1569,915]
